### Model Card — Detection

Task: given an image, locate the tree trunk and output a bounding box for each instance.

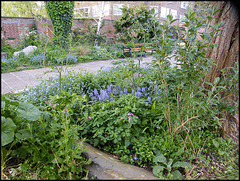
[205,1,239,143]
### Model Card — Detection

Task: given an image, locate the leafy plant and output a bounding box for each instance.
[46,1,74,49]
[152,154,191,179]
[114,5,161,43]
[1,95,91,179]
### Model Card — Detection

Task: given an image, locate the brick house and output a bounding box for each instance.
[74,1,189,23]
[1,1,190,46]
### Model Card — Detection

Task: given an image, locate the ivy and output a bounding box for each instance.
[46,1,74,49]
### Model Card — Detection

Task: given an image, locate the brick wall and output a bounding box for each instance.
[1,17,116,46]
[1,17,36,46]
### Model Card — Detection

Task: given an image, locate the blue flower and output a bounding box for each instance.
[137,87,141,92]
[142,87,146,92]
[156,126,160,129]
[99,89,109,102]
[135,92,142,97]
[124,88,128,94]
[113,88,118,95]
[132,89,135,94]
[107,85,112,93]
[148,97,152,104]
[116,85,121,90]
[157,89,162,95]
[94,88,99,96]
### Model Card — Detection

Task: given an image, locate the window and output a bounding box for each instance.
[113,4,123,15]
[92,3,110,17]
[104,3,110,16]
[160,7,170,18]
[170,9,178,19]
[150,6,158,15]
[75,7,90,18]
[92,5,101,17]
[179,14,185,22]
[181,2,189,9]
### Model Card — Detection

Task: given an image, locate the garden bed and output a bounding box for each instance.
[2,59,238,180]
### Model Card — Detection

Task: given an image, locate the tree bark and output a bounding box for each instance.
[205,1,239,143]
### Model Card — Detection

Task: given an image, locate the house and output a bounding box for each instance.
[74,1,190,24]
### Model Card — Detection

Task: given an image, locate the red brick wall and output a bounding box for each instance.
[1,17,116,46]
[1,17,36,46]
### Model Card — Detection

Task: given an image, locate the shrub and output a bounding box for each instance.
[70,45,91,56]
[21,25,41,48]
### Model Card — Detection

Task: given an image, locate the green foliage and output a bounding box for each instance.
[114,5,161,43]
[21,25,41,48]
[152,154,191,179]
[1,1,47,17]
[46,1,74,49]
[1,95,91,179]
[3,4,239,180]
[72,22,107,46]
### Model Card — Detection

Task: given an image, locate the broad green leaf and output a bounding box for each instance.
[171,147,184,157]
[170,19,179,25]
[17,102,41,121]
[1,101,5,109]
[124,138,131,148]
[212,139,219,148]
[42,111,52,122]
[15,129,31,140]
[152,165,164,177]
[154,149,163,157]
[172,161,192,169]
[153,155,167,165]
[171,170,183,180]
[213,77,220,85]
[1,116,16,146]
[4,97,19,106]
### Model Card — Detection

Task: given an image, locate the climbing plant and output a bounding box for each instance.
[45,1,74,49]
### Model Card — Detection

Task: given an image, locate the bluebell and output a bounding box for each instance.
[94,88,99,96]
[135,92,142,97]
[116,85,121,90]
[113,88,118,95]
[148,97,152,104]
[137,87,141,92]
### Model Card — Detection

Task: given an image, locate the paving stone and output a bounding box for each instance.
[1,55,162,95]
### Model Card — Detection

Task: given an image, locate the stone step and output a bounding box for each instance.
[82,142,159,180]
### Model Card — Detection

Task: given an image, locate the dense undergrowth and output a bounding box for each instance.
[1,6,239,180]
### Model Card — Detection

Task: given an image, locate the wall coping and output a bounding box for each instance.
[1,16,35,19]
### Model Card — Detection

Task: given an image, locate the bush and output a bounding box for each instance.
[21,25,41,48]
[70,45,91,56]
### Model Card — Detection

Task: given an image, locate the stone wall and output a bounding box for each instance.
[1,17,116,46]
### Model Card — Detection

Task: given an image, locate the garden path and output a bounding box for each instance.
[1,55,177,95]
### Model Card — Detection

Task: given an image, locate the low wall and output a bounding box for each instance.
[1,17,116,46]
